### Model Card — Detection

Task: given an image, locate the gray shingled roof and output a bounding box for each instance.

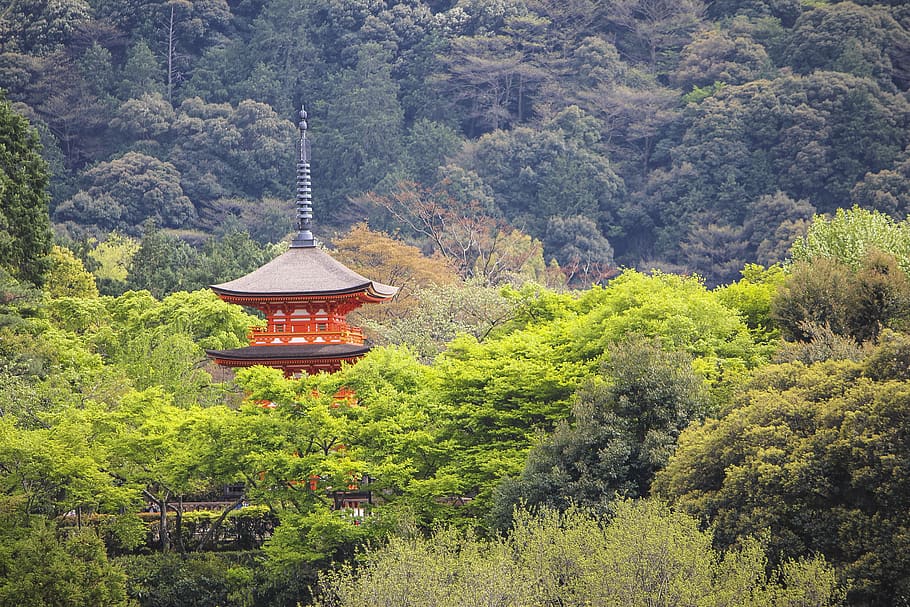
[210,246,397,298]
[206,343,371,360]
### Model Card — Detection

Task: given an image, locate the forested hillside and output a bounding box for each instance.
[4,1,910,607]
[3,0,909,285]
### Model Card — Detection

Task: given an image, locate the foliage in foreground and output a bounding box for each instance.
[315,500,843,607]
[0,514,131,607]
[655,332,910,605]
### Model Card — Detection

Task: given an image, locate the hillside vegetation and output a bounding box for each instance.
[3,1,910,606]
[2,0,910,285]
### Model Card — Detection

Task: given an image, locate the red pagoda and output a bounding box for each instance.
[207,106,397,376]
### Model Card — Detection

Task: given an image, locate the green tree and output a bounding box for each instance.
[0,521,131,607]
[673,28,772,89]
[364,280,518,362]
[679,218,750,286]
[604,0,707,71]
[463,107,624,244]
[660,71,910,243]
[0,95,52,285]
[543,215,615,287]
[316,500,843,607]
[168,97,295,204]
[773,250,910,344]
[774,208,910,344]
[791,206,910,273]
[0,0,91,55]
[320,43,405,219]
[44,244,99,298]
[125,228,197,297]
[654,351,910,605]
[851,154,910,218]
[434,27,547,134]
[118,40,165,99]
[714,263,785,341]
[55,152,195,234]
[743,191,815,266]
[87,232,140,295]
[784,2,910,91]
[492,337,707,527]
[109,93,176,142]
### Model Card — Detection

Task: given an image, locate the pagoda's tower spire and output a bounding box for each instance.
[291,105,315,248]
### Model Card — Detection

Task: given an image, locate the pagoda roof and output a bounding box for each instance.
[210,246,397,300]
[206,343,371,362]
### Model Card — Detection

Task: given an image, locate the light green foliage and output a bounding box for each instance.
[137,289,253,350]
[0,412,133,518]
[791,206,910,273]
[44,244,99,298]
[568,270,767,374]
[363,280,518,361]
[429,271,767,516]
[316,500,843,607]
[87,232,140,293]
[715,263,785,339]
[654,344,910,604]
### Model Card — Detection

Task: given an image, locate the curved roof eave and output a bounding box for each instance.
[209,246,398,300]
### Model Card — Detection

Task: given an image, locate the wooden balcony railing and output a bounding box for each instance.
[247,325,364,346]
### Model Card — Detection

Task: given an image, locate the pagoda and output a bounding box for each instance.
[207,106,397,376]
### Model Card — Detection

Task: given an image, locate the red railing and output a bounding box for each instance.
[246,326,364,346]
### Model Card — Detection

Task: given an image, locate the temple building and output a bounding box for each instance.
[206,107,397,376]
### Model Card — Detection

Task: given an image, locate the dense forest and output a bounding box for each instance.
[2,0,910,285]
[3,0,910,606]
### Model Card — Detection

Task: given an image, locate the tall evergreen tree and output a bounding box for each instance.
[0,95,52,286]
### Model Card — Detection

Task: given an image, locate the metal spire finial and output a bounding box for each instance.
[290,104,315,248]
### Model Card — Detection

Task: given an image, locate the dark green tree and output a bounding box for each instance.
[852,154,910,219]
[661,70,910,238]
[773,250,910,344]
[0,96,52,285]
[118,40,165,100]
[655,351,910,605]
[0,0,91,55]
[679,218,750,286]
[463,107,624,243]
[543,215,615,286]
[603,0,707,72]
[672,28,772,89]
[319,43,405,222]
[743,191,815,265]
[0,521,130,607]
[125,227,198,297]
[784,2,910,92]
[491,337,706,528]
[55,151,195,234]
